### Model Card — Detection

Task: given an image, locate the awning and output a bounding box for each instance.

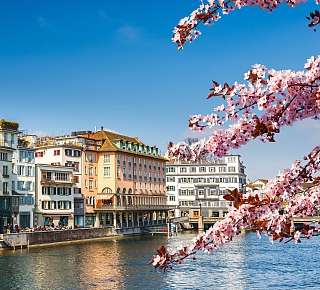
[96,194,114,200]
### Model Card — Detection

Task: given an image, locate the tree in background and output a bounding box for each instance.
[152,0,320,270]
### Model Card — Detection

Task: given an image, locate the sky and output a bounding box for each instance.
[0,0,320,180]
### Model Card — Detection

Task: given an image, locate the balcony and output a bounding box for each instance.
[0,141,15,149]
[95,194,171,211]
[95,204,172,211]
[41,177,75,185]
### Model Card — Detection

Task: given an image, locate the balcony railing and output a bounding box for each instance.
[41,177,75,184]
[0,141,14,149]
[95,204,172,211]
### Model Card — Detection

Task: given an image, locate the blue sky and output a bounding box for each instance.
[1,0,319,180]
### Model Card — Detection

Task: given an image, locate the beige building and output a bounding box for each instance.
[246,179,268,194]
[80,130,169,229]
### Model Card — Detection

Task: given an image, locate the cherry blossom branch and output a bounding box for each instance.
[152,146,320,270]
[168,57,320,160]
[173,0,320,49]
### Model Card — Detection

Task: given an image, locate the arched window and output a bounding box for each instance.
[102,187,113,193]
[128,188,132,194]
[116,188,121,194]
[122,188,126,194]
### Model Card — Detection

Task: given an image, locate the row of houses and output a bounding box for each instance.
[0,118,258,233]
[0,120,169,232]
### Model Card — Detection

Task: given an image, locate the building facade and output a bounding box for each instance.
[79,130,169,229]
[0,119,20,232]
[34,138,84,227]
[34,164,78,227]
[12,136,36,228]
[166,155,246,219]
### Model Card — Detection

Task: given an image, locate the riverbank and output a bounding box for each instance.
[0,224,168,250]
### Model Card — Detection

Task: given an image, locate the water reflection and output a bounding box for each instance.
[165,233,248,290]
[0,233,320,289]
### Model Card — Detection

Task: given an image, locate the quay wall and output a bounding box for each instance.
[2,226,148,248]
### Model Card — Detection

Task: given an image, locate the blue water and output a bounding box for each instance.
[0,232,319,289]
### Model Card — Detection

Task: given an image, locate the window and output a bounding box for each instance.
[89,180,93,190]
[228,156,236,163]
[74,150,81,157]
[180,167,187,173]
[166,176,175,182]
[26,166,33,176]
[169,195,175,201]
[228,166,236,173]
[2,165,8,177]
[0,152,8,161]
[89,167,93,176]
[219,167,226,173]
[17,165,24,176]
[55,172,69,181]
[198,189,205,195]
[86,153,96,162]
[3,182,8,194]
[65,149,72,156]
[104,154,110,163]
[166,186,175,191]
[54,149,60,156]
[209,167,216,173]
[166,167,176,173]
[104,167,111,177]
[190,167,196,173]
[35,151,44,158]
[199,167,206,173]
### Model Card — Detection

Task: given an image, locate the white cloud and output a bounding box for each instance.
[37,16,49,28]
[117,25,141,42]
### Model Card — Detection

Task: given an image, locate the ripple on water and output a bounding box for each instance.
[0,233,320,289]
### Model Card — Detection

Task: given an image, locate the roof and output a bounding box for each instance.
[80,130,143,145]
[79,130,166,160]
[0,119,19,131]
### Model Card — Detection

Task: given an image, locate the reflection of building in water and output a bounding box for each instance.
[24,241,123,290]
[76,241,124,290]
[166,234,247,289]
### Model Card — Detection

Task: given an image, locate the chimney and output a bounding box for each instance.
[101,126,104,131]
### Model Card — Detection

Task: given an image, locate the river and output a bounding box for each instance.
[0,232,320,289]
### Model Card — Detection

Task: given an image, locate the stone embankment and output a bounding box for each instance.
[1,225,163,249]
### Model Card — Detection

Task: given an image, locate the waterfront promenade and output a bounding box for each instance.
[0,232,319,289]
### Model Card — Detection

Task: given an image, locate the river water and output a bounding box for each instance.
[0,232,320,290]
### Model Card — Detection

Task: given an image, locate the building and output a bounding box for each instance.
[34,164,78,227]
[79,129,169,229]
[12,136,36,228]
[246,179,268,195]
[34,137,84,227]
[166,155,246,219]
[0,119,20,232]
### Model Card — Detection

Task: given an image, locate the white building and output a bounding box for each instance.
[166,155,246,219]
[0,119,19,232]
[246,179,268,195]
[12,136,36,228]
[34,164,77,227]
[34,141,84,227]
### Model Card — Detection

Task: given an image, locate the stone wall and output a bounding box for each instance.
[4,227,118,247]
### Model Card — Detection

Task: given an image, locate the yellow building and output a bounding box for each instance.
[80,129,169,229]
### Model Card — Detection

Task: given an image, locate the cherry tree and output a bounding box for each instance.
[152,0,320,270]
